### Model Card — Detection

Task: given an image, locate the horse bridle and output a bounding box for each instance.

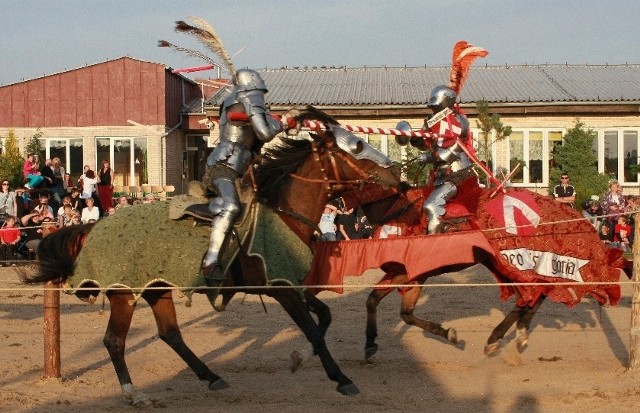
[246,139,394,236]
[288,140,390,200]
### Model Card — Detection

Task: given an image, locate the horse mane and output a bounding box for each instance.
[253,105,339,206]
[21,223,95,284]
[253,137,313,206]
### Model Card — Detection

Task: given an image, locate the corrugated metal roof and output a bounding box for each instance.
[207,64,640,106]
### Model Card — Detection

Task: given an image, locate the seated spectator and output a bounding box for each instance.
[115,196,130,210]
[0,216,22,264]
[23,154,44,189]
[57,196,72,225]
[81,197,100,224]
[581,197,603,230]
[71,212,82,226]
[69,187,85,212]
[64,173,74,193]
[32,193,54,220]
[318,203,338,241]
[143,193,157,204]
[337,206,360,241]
[602,180,626,226]
[107,207,116,216]
[599,223,613,246]
[20,211,47,253]
[613,215,632,252]
[59,204,76,227]
[358,215,373,239]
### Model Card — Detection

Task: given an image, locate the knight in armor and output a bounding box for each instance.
[194,69,299,283]
[417,86,473,234]
[396,41,488,234]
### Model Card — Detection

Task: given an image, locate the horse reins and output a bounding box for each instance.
[288,141,381,199]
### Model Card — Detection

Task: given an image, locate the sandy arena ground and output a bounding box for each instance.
[1,264,639,413]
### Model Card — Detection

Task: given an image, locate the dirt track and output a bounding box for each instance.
[1,265,639,413]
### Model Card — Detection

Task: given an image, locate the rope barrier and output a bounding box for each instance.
[0,280,638,294]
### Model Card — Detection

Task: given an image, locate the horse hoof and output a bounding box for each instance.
[447,328,458,344]
[121,383,152,406]
[515,328,529,353]
[364,344,378,360]
[516,338,529,353]
[337,382,360,396]
[290,350,303,373]
[484,341,501,356]
[208,378,230,391]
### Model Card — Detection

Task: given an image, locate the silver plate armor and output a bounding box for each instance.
[203,70,283,268]
[331,126,394,168]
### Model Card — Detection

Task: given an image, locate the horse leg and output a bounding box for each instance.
[399,282,458,345]
[272,288,359,396]
[144,290,229,391]
[289,290,332,373]
[364,285,395,359]
[484,296,545,356]
[304,289,331,336]
[513,295,546,353]
[104,292,151,406]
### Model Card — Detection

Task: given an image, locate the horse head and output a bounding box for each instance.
[252,106,401,241]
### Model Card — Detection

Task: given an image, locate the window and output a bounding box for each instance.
[38,138,84,181]
[528,132,543,183]
[508,132,524,183]
[96,137,148,186]
[548,131,563,171]
[604,131,618,178]
[623,131,638,183]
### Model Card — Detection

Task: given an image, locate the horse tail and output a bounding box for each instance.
[21,224,95,284]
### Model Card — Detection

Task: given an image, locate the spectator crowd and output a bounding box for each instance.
[0,155,157,265]
[554,174,638,253]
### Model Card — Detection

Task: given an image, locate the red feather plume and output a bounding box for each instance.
[448,41,488,95]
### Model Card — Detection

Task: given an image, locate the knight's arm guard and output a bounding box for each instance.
[237,90,284,141]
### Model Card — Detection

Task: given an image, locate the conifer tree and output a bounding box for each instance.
[549,120,609,209]
[0,129,26,188]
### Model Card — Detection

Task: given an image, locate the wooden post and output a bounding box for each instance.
[629,213,640,370]
[43,280,61,378]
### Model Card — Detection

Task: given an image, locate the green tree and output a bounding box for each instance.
[475,100,512,167]
[0,129,26,188]
[549,120,609,210]
[26,129,45,159]
[402,144,431,186]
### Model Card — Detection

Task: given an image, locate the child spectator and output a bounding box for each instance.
[0,216,22,264]
[613,215,632,252]
[23,154,44,189]
[318,203,338,241]
[599,223,613,246]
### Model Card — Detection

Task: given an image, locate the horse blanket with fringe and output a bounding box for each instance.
[307,186,624,308]
[67,201,312,306]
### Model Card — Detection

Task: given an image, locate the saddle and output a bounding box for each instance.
[169,180,254,226]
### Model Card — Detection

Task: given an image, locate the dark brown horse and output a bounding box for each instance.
[335,178,630,359]
[22,109,401,405]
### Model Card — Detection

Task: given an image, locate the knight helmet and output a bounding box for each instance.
[428,85,457,113]
[235,69,268,92]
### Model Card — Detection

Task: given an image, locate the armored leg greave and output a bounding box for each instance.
[202,176,241,267]
[422,181,457,234]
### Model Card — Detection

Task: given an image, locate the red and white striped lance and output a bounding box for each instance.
[223,112,437,139]
[302,120,438,139]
